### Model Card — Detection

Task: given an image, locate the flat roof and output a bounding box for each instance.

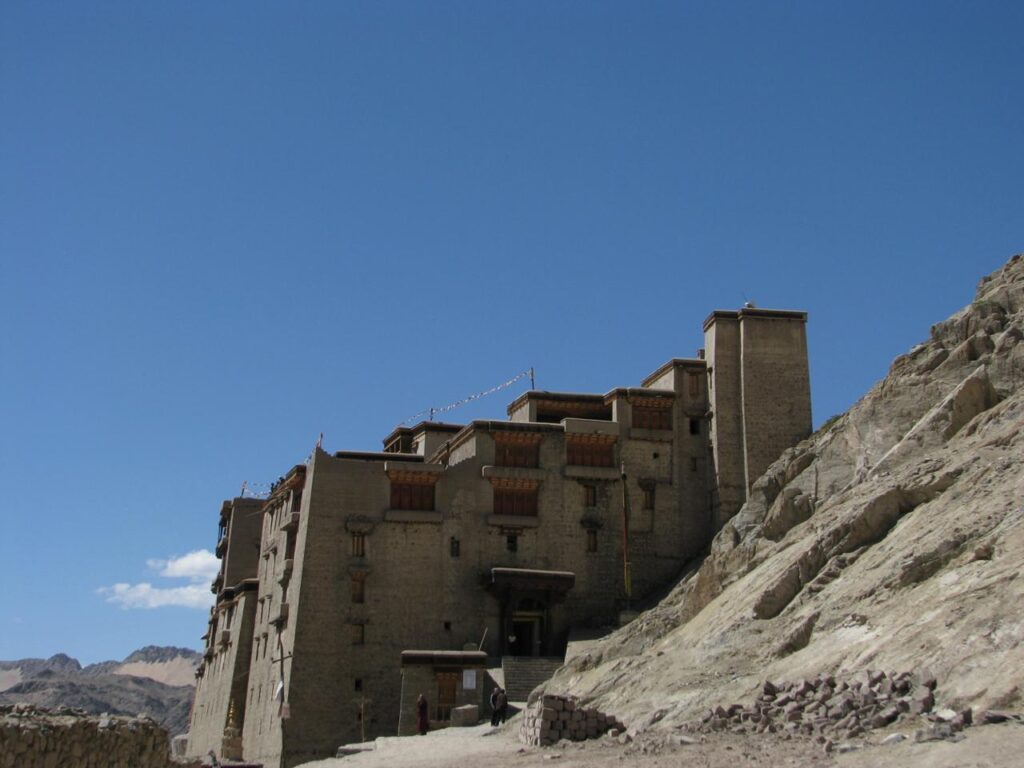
[382,421,464,446]
[334,450,423,463]
[506,390,606,414]
[640,358,707,388]
[604,386,676,404]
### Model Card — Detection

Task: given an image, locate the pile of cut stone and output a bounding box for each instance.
[520,694,625,746]
[0,703,176,768]
[684,670,953,746]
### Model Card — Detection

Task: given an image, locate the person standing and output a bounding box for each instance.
[489,687,500,726]
[416,693,429,735]
[496,687,508,724]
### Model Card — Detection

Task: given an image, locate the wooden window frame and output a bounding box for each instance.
[387,470,438,512]
[494,433,542,468]
[632,404,673,430]
[490,477,541,517]
[566,436,616,468]
[351,532,366,558]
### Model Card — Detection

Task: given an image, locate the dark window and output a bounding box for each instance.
[586,529,597,553]
[494,436,540,468]
[642,485,655,511]
[690,457,698,472]
[449,536,461,558]
[351,533,366,558]
[351,574,365,604]
[688,372,701,397]
[689,418,701,435]
[566,440,614,467]
[351,624,365,645]
[506,534,518,552]
[494,487,538,517]
[390,481,435,511]
[583,484,597,507]
[633,405,672,430]
[443,621,451,632]
[354,678,363,692]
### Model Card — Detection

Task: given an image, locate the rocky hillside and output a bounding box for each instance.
[0,647,199,736]
[543,255,1024,736]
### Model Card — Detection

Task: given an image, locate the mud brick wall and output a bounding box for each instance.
[0,705,179,768]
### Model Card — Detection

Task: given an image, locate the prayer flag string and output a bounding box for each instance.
[399,367,535,426]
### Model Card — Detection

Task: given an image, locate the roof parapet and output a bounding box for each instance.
[703,307,807,331]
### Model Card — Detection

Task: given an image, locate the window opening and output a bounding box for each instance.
[351,573,366,604]
[633,404,672,430]
[494,434,541,468]
[493,487,538,517]
[390,481,435,511]
[566,438,615,467]
[351,533,366,558]
[688,372,701,397]
[583,484,596,508]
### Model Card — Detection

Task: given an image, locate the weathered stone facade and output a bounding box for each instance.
[186,307,811,767]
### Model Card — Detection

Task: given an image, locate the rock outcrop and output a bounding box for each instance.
[538,254,1024,740]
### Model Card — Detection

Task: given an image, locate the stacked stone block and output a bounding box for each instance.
[682,670,967,749]
[0,704,179,768]
[519,694,624,746]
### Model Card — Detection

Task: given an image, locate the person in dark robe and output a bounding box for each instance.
[489,687,500,726]
[495,687,508,723]
[416,693,429,735]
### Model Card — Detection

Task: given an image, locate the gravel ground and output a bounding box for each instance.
[297,717,1024,768]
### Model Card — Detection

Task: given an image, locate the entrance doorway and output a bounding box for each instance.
[509,598,545,656]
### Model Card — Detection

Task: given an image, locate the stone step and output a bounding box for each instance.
[501,656,565,702]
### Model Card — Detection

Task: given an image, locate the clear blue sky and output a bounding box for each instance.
[1,2,1021,664]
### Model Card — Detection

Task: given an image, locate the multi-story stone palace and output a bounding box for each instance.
[186,307,812,767]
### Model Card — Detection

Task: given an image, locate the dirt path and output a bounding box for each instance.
[297,719,1024,768]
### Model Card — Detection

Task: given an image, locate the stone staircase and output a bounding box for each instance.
[501,656,565,702]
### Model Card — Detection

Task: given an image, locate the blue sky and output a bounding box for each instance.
[1,2,1021,664]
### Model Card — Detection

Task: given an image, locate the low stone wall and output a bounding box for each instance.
[519,694,625,746]
[0,704,178,768]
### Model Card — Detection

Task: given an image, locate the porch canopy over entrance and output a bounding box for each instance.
[486,568,575,657]
[486,567,576,596]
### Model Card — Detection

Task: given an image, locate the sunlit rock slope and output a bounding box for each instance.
[543,254,1024,735]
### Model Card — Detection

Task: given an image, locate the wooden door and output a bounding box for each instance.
[436,672,458,721]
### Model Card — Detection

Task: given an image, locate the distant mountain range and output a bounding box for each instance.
[0,646,200,735]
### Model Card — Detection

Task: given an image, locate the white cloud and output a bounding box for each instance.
[99,549,219,610]
[146,550,220,583]
[98,582,214,610]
